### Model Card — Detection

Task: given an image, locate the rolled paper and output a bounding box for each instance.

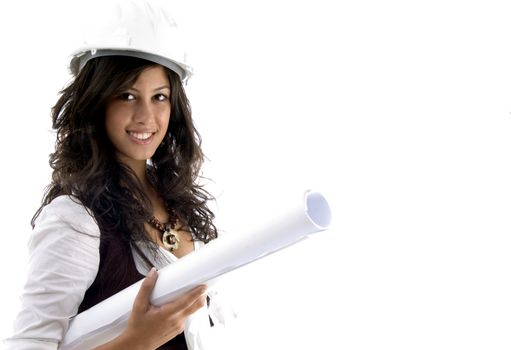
[60,190,332,349]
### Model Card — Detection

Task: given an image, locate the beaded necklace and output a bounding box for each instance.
[147,207,180,252]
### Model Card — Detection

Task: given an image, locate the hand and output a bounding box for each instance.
[95,268,207,350]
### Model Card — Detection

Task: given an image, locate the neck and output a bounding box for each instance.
[117,157,150,191]
[131,161,148,185]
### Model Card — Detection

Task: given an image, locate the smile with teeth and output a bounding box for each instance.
[128,131,154,141]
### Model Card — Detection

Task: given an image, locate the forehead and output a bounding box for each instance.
[132,65,170,88]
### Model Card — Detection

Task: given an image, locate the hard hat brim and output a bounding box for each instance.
[70,48,193,82]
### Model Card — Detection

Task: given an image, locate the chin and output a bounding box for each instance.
[131,151,157,162]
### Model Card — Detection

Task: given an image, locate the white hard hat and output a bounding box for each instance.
[69,0,193,82]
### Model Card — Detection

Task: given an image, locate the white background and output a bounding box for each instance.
[1,0,511,349]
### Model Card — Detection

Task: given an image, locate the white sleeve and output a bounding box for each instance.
[4,196,101,350]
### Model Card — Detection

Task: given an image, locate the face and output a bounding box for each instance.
[105,65,171,170]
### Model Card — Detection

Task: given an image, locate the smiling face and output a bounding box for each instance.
[105,65,171,171]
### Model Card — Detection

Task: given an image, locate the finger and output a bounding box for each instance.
[160,293,207,321]
[181,294,207,317]
[160,285,207,314]
[178,285,207,309]
[132,267,158,313]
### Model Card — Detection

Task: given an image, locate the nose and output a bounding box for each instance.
[133,99,154,124]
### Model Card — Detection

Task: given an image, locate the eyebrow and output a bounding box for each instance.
[128,85,171,92]
[154,85,171,91]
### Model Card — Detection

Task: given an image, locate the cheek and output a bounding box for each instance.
[105,115,117,139]
[104,107,129,140]
[158,107,171,129]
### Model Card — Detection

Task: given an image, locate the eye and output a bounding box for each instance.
[154,93,169,102]
[118,92,135,101]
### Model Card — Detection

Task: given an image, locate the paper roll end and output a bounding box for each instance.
[304,190,332,229]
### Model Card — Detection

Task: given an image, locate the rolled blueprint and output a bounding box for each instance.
[61,190,332,349]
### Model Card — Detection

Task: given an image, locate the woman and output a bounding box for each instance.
[5,1,228,349]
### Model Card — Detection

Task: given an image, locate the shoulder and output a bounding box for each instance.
[34,195,100,238]
[9,196,102,345]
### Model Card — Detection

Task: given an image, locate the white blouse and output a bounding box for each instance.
[4,195,234,350]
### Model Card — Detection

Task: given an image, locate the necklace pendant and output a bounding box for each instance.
[162,227,180,252]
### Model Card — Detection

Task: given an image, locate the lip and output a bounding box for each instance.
[126,130,156,145]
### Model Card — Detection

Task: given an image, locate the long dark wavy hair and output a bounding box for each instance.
[33,56,217,253]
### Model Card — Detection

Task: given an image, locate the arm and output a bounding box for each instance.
[94,268,207,350]
[6,195,206,350]
[5,196,100,349]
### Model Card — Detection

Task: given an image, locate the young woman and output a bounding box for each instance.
[5,1,228,349]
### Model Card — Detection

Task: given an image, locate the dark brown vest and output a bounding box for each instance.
[78,232,187,350]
